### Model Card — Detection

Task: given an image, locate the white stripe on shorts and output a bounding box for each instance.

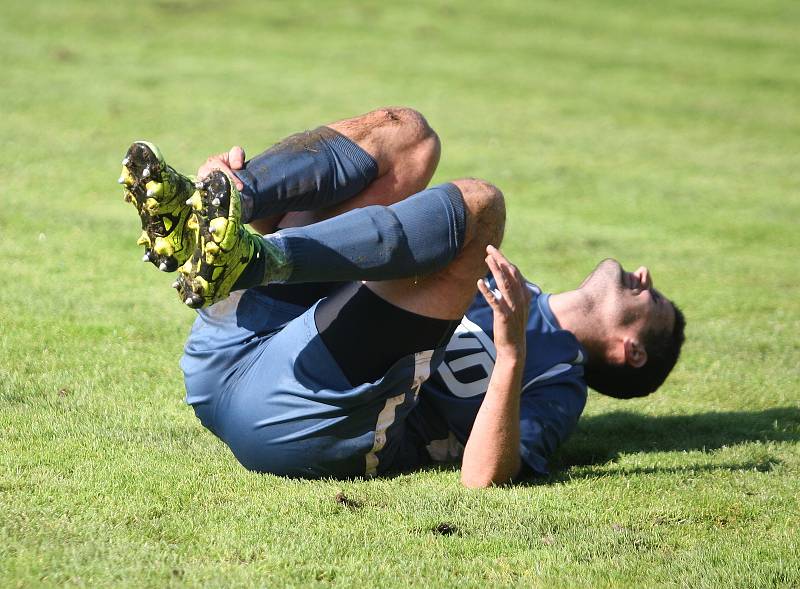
[365,350,434,476]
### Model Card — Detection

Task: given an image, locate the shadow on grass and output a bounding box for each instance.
[406,407,800,485]
[546,406,800,477]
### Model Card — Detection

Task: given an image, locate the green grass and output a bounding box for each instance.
[2,0,799,586]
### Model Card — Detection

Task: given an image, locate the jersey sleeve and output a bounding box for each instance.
[518,377,587,476]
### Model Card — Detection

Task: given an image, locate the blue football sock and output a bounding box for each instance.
[234,127,378,223]
[266,183,466,284]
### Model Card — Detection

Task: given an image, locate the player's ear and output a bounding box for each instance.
[623,338,647,368]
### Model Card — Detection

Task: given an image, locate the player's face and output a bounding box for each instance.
[580,258,676,337]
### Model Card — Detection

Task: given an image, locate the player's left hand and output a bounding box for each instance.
[197,146,246,191]
[477,245,532,358]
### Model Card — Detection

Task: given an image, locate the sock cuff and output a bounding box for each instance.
[433,182,467,258]
[235,126,380,222]
[322,127,379,183]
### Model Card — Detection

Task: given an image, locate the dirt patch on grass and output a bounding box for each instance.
[432,522,458,536]
[334,492,360,509]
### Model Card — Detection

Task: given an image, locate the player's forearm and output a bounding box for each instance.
[461,349,524,488]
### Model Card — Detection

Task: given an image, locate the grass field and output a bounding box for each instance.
[2,0,799,586]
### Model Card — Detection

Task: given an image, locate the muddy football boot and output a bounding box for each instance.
[118,141,198,272]
[173,170,287,309]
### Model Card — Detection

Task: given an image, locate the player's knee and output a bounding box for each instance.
[452,177,506,247]
[373,107,434,138]
[372,107,440,164]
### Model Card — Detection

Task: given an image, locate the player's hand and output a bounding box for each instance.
[197,146,246,191]
[477,245,532,359]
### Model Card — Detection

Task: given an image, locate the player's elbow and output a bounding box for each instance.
[461,472,497,489]
[460,466,518,489]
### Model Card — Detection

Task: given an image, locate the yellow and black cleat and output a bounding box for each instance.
[118,141,197,272]
[172,170,262,309]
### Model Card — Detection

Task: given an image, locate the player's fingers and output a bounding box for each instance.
[231,174,244,191]
[227,148,246,189]
[477,278,506,311]
[510,266,527,300]
[500,258,522,291]
[485,253,506,289]
[494,268,528,316]
[200,162,242,192]
[220,148,245,190]
[487,246,516,285]
[488,253,514,294]
[215,162,244,189]
[477,278,497,308]
[487,245,527,301]
[486,245,515,274]
[197,154,243,189]
[486,255,514,311]
[197,153,225,179]
[228,146,245,169]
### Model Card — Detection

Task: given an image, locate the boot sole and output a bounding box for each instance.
[119,141,195,272]
[175,171,248,308]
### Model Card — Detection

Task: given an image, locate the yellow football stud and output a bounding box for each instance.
[209,218,227,241]
[118,166,135,186]
[185,191,203,210]
[144,197,159,213]
[153,237,174,256]
[145,181,163,197]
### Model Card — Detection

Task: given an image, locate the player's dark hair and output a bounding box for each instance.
[585,303,686,399]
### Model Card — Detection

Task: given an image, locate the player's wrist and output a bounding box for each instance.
[496,342,525,361]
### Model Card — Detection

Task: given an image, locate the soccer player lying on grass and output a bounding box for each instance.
[118,107,685,487]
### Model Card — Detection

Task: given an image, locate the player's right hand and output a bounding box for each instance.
[477,245,532,359]
[197,146,246,191]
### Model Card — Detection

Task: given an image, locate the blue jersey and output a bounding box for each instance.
[405,281,588,475]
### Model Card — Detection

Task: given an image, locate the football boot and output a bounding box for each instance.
[118,141,197,272]
[174,170,285,308]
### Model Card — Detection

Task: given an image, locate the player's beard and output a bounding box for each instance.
[580,258,621,287]
[579,259,624,312]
